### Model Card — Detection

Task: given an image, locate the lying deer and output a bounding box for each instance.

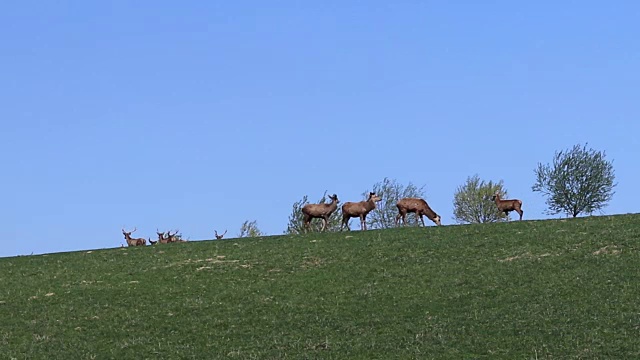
[215,230,227,239]
[166,229,186,243]
[166,229,178,243]
[491,191,523,221]
[301,194,339,232]
[395,197,442,226]
[150,229,167,245]
[122,227,146,247]
[340,192,382,231]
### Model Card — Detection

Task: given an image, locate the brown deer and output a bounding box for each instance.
[301,194,340,232]
[340,192,382,231]
[491,191,523,220]
[149,229,165,245]
[215,230,227,239]
[122,228,146,246]
[395,197,442,226]
[166,229,186,243]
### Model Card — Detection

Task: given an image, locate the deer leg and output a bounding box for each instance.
[518,209,523,220]
[395,213,401,226]
[360,215,366,231]
[419,213,426,227]
[321,216,328,231]
[303,214,311,231]
[341,215,349,231]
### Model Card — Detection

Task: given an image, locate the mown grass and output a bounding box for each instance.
[1,214,639,359]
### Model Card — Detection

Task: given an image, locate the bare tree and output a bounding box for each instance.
[238,220,264,238]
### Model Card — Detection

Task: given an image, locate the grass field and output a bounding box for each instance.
[1,214,639,359]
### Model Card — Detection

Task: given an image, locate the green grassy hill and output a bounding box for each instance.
[1,214,639,359]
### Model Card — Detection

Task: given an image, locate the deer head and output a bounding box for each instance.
[368,192,382,202]
[166,229,180,242]
[122,227,137,239]
[215,229,227,239]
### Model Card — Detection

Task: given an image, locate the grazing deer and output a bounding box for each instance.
[215,230,227,239]
[122,228,146,247]
[491,191,523,221]
[395,197,442,226]
[340,192,382,231]
[301,194,340,232]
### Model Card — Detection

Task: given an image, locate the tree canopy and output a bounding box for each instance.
[532,143,616,217]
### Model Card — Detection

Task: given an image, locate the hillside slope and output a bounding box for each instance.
[1,214,639,359]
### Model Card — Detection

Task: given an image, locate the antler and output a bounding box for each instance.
[166,229,179,237]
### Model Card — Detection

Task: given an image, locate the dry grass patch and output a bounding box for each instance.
[499,252,555,262]
[593,245,621,256]
[163,257,240,270]
[301,256,324,269]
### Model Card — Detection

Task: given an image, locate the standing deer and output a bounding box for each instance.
[301,194,340,232]
[491,191,524,221]
[340,192,382,231]
[395,197,442,226]
[215,230,227,239]
[122,228,146,246]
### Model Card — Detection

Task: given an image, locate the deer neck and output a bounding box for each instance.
[365,199,377,212]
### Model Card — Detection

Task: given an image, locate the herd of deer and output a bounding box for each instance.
[301,191,523,231]
[121,228,227,247]
[122,191,523,247]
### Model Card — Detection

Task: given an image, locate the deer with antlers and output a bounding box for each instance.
[491,191,524,221]
[215,230,227,239]
[301,194,340,232]
[149,229,166,245]
[122,227,146,247]
[340,192,382,231]
[166,229,186,243]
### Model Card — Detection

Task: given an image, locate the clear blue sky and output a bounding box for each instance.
[2,1,638,258]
